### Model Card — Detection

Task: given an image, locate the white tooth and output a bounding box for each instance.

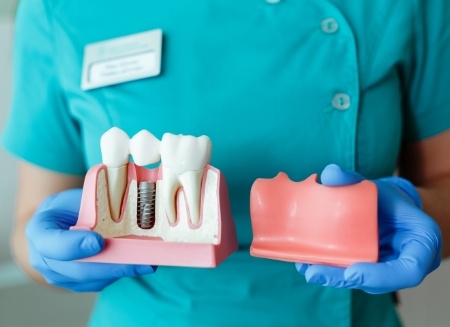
[178,169,205,225]
[100,127,130,167]
[100,127,130,222]
[161,166,181,224]
[160,133,211,225]
[129,130,161,166]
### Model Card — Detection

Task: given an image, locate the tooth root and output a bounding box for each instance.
[162,166,181,224]
[106,165,128,221]
[178,169,204,226]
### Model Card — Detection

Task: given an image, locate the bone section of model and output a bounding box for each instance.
[99,128,214,235]
[93,168,220,244]
[100,127,131,222]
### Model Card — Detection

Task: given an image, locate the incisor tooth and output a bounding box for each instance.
[100,127,130,222]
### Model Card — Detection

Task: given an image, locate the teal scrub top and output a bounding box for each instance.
[3,0,450,326]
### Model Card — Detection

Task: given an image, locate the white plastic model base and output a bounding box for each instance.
[71,163,238,267]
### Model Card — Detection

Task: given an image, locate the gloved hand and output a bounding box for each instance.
[26,189,155,292]
[296,164,442,294]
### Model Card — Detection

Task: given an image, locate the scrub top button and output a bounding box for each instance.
[266,0,282,4]
[332,93,351,110]
[321,18,339,34]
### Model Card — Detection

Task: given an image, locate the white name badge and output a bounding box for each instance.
[81,29,162,90]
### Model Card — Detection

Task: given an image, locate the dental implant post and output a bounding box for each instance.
[138,181,156,229]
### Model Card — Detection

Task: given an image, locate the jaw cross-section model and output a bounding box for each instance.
[71,127,238,267]
[249,172,379,267]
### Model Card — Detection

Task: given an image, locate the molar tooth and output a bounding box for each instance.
[129,130,161,166]
[160,133,211,226]
[100,127,130,222]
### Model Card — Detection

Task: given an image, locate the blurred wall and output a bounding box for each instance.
[0,1,449,327]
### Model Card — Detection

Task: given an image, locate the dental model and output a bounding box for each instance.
[249,173,379,267]
[71,128,238,267]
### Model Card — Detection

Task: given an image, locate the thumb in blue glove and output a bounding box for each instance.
[26,189,156,292]
[296,164,442,294]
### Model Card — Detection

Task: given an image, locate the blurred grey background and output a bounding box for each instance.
[0,1,96,326]
[1,1,449,326]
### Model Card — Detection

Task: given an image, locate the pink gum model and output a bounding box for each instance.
[250,173,378,267]
[71,163,238,267]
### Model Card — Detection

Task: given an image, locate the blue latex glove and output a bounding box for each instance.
[296,164,442,294]
[26,189,155,292]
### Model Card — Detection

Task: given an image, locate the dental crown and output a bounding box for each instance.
[250,173,379,267]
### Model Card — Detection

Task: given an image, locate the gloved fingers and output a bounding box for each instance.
[374,182,421,217]
[343,262,416,294]
[378,246,400,262]
[77,261,156,280]
[43,259,156,281]
[34,258,155,292]
[302,264,355,288]
[398,237,441,275]
[301,239,439,293]
[294,263,311,274]
[376,177,422,208]
[389,227,441,265]
[36,189,83,213]
[320,164,365,186]
[35,266,118,292]
[58,279,118,293]
[26,215,104,260]
[344,240,439,294]
[36,188,83,220]
[42,188,83,213]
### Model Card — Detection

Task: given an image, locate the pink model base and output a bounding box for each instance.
[250,173,379,267]
[71,163,238,268]
[84,236,235,267]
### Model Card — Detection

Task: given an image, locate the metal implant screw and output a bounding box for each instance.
[137,181,156,229]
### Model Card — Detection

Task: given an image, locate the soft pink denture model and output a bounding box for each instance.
[71,163,238,267]
[250,173,378,267]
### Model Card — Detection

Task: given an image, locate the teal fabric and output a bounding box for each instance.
[3,0,450,326]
